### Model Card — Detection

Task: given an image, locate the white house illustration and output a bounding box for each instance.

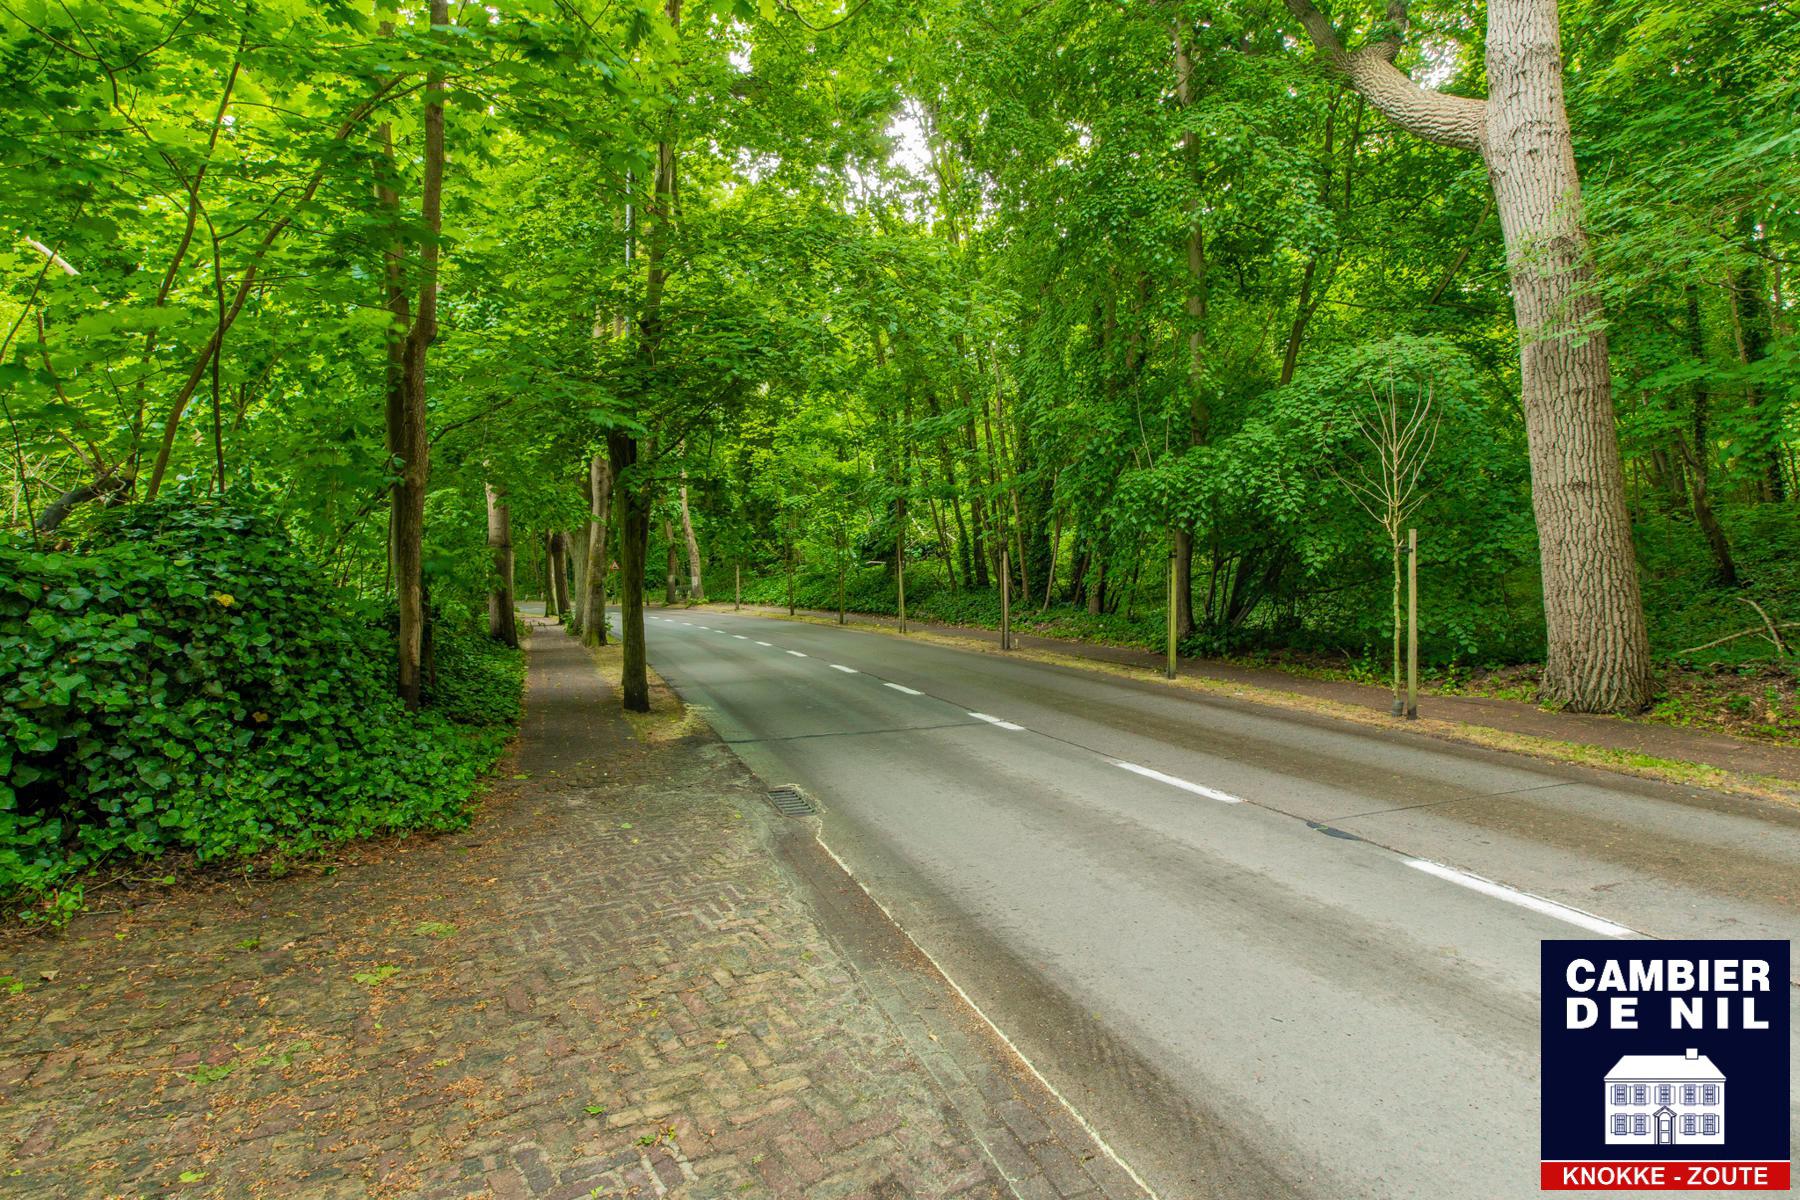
[1603,1049,1725,1145]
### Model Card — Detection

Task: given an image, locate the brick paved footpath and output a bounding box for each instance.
[1,619,1142,1200]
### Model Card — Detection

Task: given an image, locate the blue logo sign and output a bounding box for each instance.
[1541,940,1789,1191]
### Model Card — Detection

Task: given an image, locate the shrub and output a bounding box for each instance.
[0,496,521,916]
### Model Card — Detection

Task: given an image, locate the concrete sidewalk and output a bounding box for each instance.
[0,619,1136,1199]
[704,602,1800,786]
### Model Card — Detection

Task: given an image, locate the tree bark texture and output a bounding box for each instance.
[485,481,517,648]
[382,0,448,711]
[551,531,572,618]
[609,433,650,713]
[582,452,612,646]
[678,476,704,601]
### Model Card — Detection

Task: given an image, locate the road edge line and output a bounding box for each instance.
[814,834,1162,1200]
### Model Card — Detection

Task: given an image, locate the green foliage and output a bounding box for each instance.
[0,496,520,916]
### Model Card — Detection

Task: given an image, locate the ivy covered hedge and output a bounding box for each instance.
[0,498,522,920]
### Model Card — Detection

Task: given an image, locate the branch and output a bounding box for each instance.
[141,73,414,501]
[1281,0,1486,153]
[23,237,79,275]
[1675,623,1800,658]
[1737,596,1790,657]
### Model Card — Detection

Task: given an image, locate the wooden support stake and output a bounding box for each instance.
[1001,547,1011,650]
[897,521,907,634]
[1166,538,1177,680]
[1407,528,1419,719]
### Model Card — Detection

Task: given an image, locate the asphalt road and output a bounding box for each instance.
[630,606,1800,1199]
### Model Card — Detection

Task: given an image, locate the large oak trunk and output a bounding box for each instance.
[1483,0,1650,711]
[1286,0,1652,712]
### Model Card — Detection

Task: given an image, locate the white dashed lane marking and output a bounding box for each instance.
[755,641,772,647]
[1405,859,1634,938]
[968,712,1025,731]
[787,650,808,658]
[830,664,857,674]
[1113,761,1243,804]
[884,683,923,695]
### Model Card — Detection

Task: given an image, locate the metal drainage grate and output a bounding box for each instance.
[766,785,816,817]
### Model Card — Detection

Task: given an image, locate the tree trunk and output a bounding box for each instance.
[1171,18,1208,640]
[1727,246,1786,502]
[663,517,679,603]
[583,453,612,646]
[678,476,704,601]
[610,432,650,713]
[1173,528,1196,639]
[485,482,517,647]
[1484,0,1649,711]
[1684,288,1738,587]
[551,532,572,617]
[382,0,448,711]
[1390,535,1404,713]
[569,527,589,634]
[787,517,797,615]
[545,529,562,618]
[1286,0,1651,712]
[607,0,679,714]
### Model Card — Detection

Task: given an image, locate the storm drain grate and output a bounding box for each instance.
[766,785,816,816]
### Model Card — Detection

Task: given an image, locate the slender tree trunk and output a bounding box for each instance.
[678,476,704,600]
[583,453,612,646]
[569,527,589,633]
[1390,534,1404,713]
[382,0,448,710]
[485,482,517,647]
[787,518,797,615]
[663,517,679,603]
[1683,289,1739,587]
[607,0,679,714]
[551,532,572,617]
[1172,529,1196,639]
[1169,20,1213,639]
[544,530,562,618]
[610,433,650,712]
[1287,0,1651,712]
[1727,248,1785,502]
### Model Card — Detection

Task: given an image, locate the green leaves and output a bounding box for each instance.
[0,495,522,915]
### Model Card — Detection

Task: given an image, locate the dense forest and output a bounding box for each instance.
[2,0,1795,910]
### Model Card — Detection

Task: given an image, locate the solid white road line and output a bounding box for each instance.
[813,836,1163,1200]
[830,664,858,674]
[884,683,923,696]
[755,641,772,647]
[1114,761,1244,805]
[787,650,808,658]
[1404,859,1634,938]
[968,712,1025,731]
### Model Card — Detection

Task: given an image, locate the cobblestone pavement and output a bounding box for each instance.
[1,620,1141,1200]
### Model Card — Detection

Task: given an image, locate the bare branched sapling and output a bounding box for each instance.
[1329,374,1441,715]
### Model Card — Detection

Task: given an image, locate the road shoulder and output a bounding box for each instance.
[695,603,1800,803]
